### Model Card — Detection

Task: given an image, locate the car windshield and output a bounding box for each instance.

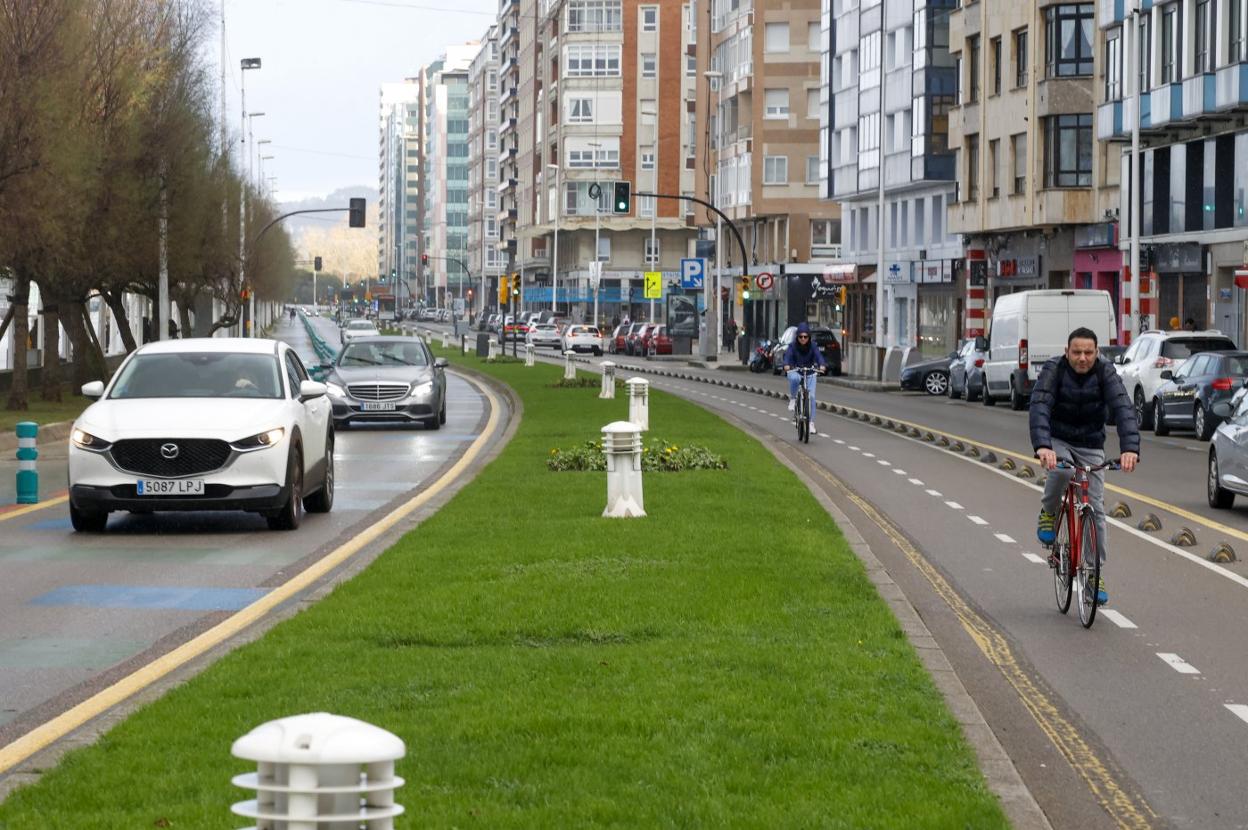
[1219,356,1248,376]
[347,321,375,330]
[109,352,283,399]
[339,341,428,367]
[1162,338,1235,358]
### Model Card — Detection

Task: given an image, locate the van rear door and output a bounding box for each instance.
[1025,292,1114,379]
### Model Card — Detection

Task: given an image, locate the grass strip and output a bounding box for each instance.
[0,353,1008,828]
[0,385,90,432]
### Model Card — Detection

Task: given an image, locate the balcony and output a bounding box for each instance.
[1148,82,1183,129]
[1181,73,1216,119]
[1098,0,1126,26]
[1097,100,1124,141]
[503,55,519,77]
[501,85,518,106]
[496,177,518,192]
[497,207,518,223]
[1216,63,1248,110]
[498,25,519,50]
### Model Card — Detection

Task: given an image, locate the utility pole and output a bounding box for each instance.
[1129,1,1142,341]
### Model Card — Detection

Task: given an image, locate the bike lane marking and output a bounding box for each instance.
[1225,704,1248,725]
[968,516,989,526]
[1156,653,1201,675]
[995,533,1017,544]
[1022,553,1049,565]
[1099,610,1138,629]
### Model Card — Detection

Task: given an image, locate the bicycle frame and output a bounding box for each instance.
[1051,459,1120,628]
[791,367,818,443]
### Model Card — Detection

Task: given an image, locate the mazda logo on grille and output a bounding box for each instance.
[160,443,180,460]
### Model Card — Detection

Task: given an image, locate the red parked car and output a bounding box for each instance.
[647,324,672,355]
[609,324,630,354]
[626,323,656,356]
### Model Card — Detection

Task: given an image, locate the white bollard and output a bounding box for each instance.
[602,420,645,518]
[625,377,649,431]
[487,338,499,361]
[441,332,450,349]
[230,712,405,830]
[525,343,535,366]
[563,350,577,380]
[599,361,616,399]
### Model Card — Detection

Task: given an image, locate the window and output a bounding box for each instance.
[1232,0,1246,64]
[1196,0,1211,73]
[968,35,980,102]
[967,134,979,200]
[858,111,880,169]
[808,22,820,52]
[954,54,963,104]
[1044,114,1092,187]
[641,6,657,31]
[763,155,788,184]
[644,236,660,266]
[806,155,820,184]
[1012,132,1027,194]
[1104,28,1122,101]
[568,97,593,123]
[764,88,790,118]
[1160,5,1176,84]
[567,143,620,169]
[811,219,837,246]
[1139,13,1151,91]
[989,138,999,197]
[1014,28,1028,87]
[807,88,819,120]
[641,151,655,170]
[687,54,696,76]
[639,195,655,217]
[597,236,611,262]
[642,53,657,78]
[859,30,881,77]
[991,37,1002,96]
[567,0,622,33]
[1044,4,1094,78]
[565,44,622,77]
[765,22,789,53]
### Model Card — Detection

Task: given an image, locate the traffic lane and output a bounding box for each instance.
[0,372,487,737]
[649,375,1248,829]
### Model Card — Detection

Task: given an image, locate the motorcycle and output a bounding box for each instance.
[748,339,774,373]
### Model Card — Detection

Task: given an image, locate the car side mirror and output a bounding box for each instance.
[299,380,327,401]
[434,357,449,369]
[1241,378,1248,388]
[1159,370,1173,380]
[973,336,988,351]
[1211,401,1235,419]
[1113,355,1126,365]
[81,381,105,399]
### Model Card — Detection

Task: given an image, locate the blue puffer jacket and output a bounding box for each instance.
[782,323,827,370]
[1029,356,1140,453]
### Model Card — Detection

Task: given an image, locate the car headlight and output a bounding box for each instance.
[413,381,434,396]
[71,428,112,452]
[326,382,346,398]
[231,427,285,452]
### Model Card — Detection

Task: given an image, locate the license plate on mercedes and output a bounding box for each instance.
[136,479,205,496]
[360,402,397,411]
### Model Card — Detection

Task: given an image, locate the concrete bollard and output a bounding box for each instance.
[487,338,499,361]
[601,421,645,518]
[625,377,649,431]
[563,350,577,380]
[231,712,405,830]
[600,361,616,399]
[16,422,37,504]
[441,332,450,349]
[525,343,535,367]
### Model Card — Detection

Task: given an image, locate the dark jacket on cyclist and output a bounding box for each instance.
[782,323,827,370]
[1029,355,1139,454]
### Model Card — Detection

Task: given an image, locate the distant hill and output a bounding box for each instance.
[278,185,379,249]
[281,186,381,281]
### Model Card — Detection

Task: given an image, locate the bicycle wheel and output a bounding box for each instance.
[1052,503,1074,614]
[1077,511,1100,628]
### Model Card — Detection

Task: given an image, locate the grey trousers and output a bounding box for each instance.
[1040,438,1107,563]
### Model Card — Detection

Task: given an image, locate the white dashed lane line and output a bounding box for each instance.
[1157,653,1201,675]
[945,501,964,510]
[908,478,924,486]
[1226,704,1248,725]
[877,459,891,466]
[926,489,944,497]
[1099,609,1138,629]
[994,533,1017,544]
[892,469,907,475]
[862,452,875,458]
[1022,553,1048,565]
[968,516,989,526]
[834,439,846,445]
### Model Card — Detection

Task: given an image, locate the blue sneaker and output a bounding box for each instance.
[1096,577,1108,606]
[1037,510,1056,545]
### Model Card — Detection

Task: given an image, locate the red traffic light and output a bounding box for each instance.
[421,253,429,266]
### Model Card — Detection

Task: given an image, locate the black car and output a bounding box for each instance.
[899,352,956,396]
[769,325,843,376]
[1153,351,1248,440]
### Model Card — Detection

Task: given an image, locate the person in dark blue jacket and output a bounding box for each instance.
[1029,326,1139,605]
[782,323,827,429]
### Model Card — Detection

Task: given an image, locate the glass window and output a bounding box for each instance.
[763,155,788,184]
[567,0,622,33]
[641,151,655,170]
[807,88,819,120]
[967,35,980,102]
[991,37,1002,96]
[967,134,979,199]
[1012,132,1027,194]
[597,235,611,261]
[1105,27,1122,101]
[568,97,593,123]
[1139,13,1152,91]
[1161,5,1177,84]
[1232,0,1246,64]
[110,353,283,400]
[641,53,657,78]
[1044,4,1094,78]
[989,138,999,197]
[644,237,660,266]
[764,22,789,53]
[1044,114,1092,187]
[1196,0,1211,73]
[806,155,820,184]
[764,88,790,118]
[641,6,657,31]
[808,22,820,52]
[1014,28,1028,87]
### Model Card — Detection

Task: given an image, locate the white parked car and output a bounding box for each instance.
[526,323,562,348]
[342,319,380,343]
[562,325,604,355]
[67,338,334,532]
[1114,329,1237,429]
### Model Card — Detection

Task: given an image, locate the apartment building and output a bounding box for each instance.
[467,27,504,317]
[699,0,842,345]
[948,2,1121,343]
[495,0,528,307]
[1098,0,1248,341]
[829,0,961,355]
[378,79,423,303]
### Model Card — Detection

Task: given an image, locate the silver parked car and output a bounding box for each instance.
[321,337,448,430]
[948,337,988,401]
[1207,392,1248,507]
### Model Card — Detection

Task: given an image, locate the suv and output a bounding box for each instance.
[1115,329,1237,429]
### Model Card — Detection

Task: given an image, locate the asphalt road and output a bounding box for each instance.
[0,315,493,749]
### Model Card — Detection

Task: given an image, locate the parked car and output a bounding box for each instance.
[626,323,656,356]
[341,319,380,344]
[1115,329,1237,429]
[769,325,843,376]
[563,324,604,355]
[1207,392,1248,507]
[68,338,334,532]
[503,316,529,341]
[608,325,628,354]
[647,324,672,356]
[899,352,956,396]
[1151,351,1248,439]
[526,323,562,349]
[321,337,448,432]
[982,289,1117,410]
[949,337,988,401]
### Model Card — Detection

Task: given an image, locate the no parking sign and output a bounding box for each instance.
[755,272,775,291]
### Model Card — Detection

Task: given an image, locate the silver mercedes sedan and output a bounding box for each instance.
[320,337,448,430]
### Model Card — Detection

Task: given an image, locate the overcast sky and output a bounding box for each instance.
[220,0,496,202]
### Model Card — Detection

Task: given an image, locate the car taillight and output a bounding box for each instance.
[974,358,984,367]
[1212,377,1235,391]
[1153,357,1174,369]
[1018,339,1028,370]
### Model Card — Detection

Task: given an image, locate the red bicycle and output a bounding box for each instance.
[1048,459,1121,628]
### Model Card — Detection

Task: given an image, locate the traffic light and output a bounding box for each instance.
[421,253,429,267]
[498,274,509,304]
[740,274,751,300]
[313,256,322,272]
[612,181,631,214]
[348,197,366,228]
[391,268,397,282]
[836,286,846,309]
[511,274,520,299]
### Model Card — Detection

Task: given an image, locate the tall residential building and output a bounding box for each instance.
[1098,0,1248,342]
[378,79,423,304]
[829,0,962,355]
[947,2,1121,345]
[701,0,842,344]
[495,0,527,304]
[467,26,503,317]
[422,44,481,307]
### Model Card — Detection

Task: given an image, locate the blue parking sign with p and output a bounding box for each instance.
[680,258,706,289]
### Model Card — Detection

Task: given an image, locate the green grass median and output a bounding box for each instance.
[0,353,1008,828]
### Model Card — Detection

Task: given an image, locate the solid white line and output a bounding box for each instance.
[1099,609,1138,629]
[926,489,944,497]
[945,501,964,510]
[968,515,989,526]
[908,478,924,486]
[877,459,891,466]
[994,533,1017,544]
[1022,553,1048,564]
[1156,653,1201,675]
[1225,704,1248,725]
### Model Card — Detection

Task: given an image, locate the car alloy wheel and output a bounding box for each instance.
[304,435,334,514]
[268,448,303,530]
[1194,404,1210,441]
[924,371,948,396]
[1135,388,1153,430]
[1209,450,1235,508]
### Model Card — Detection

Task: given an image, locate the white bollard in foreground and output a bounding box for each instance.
[525,343,535,367]
[599,361,616,399]
[231,712,405,830]
[602,421,645,518]
[563,350,577,380]
[487,338,499,361]
[441,332,450,349]
[625,377,649,431]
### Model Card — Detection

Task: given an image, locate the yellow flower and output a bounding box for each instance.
[550,448,558,455]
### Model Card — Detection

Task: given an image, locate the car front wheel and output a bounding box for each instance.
[268,447,303,531]
[1135,388,1154,430]
[304,434,334,514]
[70,501,108,533]
[1209,450,1235,508]
[923,371,949,396]
[1153,399,1170,436]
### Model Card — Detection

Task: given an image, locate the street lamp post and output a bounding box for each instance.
[547,163,560,316]
[238,57,261,338]
[1129,1,1142,339]
[246,111,266,336]
[703,70,723,360]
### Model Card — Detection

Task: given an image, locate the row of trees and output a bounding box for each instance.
[0,0,294,410]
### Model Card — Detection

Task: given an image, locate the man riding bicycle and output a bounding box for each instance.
[783,323,827,431]
[1030,327,1139,605]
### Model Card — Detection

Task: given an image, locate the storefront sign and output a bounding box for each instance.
[822,263,857,284]
[912,260,952,283]
[884,263,910,284]
[1075,223,1118,249]
[1155,243,1202,273]
[997,256,1038,279]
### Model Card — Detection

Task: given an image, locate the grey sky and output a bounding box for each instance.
[221,0,496,201]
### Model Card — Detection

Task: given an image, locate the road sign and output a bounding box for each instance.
[680,257,706,289]
[644,271,663,299]
[453,298,465,314]
[755,272,774,291]
[588,260,603,284]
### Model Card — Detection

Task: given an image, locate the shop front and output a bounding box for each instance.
[1073,223,1123,336]
[1152,242,1207,330]
[990,240,1044,305]
[914,259,961,357]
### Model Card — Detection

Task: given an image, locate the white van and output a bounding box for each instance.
[981,289,1117,410]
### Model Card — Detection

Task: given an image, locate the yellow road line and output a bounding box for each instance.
[0,376,501,776]
[0,495,67,522]
[802,459,1156,830]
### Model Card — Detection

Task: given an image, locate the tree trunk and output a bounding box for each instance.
[7,273,30,411]
[40,301,62,402]
[62,298,103,389]
[104,289,138,352]
[178,300,192,339]
[78,301,109,381]
[0,306,14,344]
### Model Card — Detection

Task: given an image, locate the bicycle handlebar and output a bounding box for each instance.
[787,366,824,375]
[1053,459,1128,472]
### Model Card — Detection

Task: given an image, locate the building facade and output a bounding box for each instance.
[467,26,504,317]
[378,79,423,305]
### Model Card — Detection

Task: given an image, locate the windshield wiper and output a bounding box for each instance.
[343,357,383,366]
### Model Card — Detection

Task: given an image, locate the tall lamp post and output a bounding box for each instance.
[702,70,723,360]
[547,163,560,316]
[238,57,261,338]
[246,111,266,336]
[1128,1,1142,339]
